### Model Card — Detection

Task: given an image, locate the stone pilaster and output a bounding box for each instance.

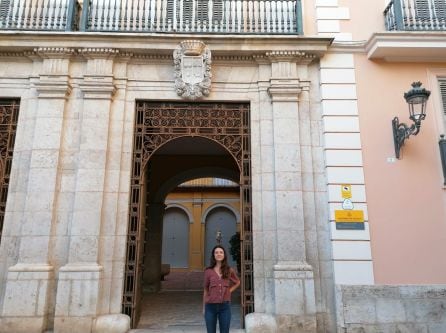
[267,51,317,332]
[0,48,74,333]
[54,48,117,333]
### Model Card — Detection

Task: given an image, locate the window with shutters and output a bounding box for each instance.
[165,0,223,26]
[438,78,446,131]
[0,0,10,21]
[415,0,446,20]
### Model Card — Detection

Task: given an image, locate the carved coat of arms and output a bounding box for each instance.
[173,40,211,99]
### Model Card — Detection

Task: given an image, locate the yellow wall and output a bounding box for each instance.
[165,189,240,271]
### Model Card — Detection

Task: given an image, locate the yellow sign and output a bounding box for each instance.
[335,210,364,223]
[341,184,352,199]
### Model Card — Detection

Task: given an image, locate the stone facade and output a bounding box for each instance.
[336,285,446,333]
[0,0,446,332]
[0,35,335,332]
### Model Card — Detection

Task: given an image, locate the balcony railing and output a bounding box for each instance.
[0,0,79,31]
[384,0,446,30]
[0,0,303,34]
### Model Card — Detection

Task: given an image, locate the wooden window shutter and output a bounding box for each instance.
[438,78,446,129]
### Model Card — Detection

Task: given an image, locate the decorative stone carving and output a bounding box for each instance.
[173,40,211,100]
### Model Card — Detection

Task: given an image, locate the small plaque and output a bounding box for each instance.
[335,210,365,230]
[342,198,354,210]
[336,222,365,230]
[341,184,352,199]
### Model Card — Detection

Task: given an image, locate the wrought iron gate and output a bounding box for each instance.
[0,99,19,244]
[122,101,254,327]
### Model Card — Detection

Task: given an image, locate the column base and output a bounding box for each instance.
[0,264,54,333]
[54,263,103,333]
[273,262,317,333]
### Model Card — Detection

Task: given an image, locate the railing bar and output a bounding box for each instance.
[409,0,419,29]
[26,0,36,28]
[246,0,250,32]
[33,0,40,29]
[266,1,273,32]
[22,0,29,28]
[135,0,141,31]
[22,0,28,28]
[54,0,59,29]
[240,0,244,32]
[99,0,105,30]
[105,0,111,30]
[123,0,128,30]
[13,0,20,28]
[141,0,146,31]
[44,0,49,29]
[55,0,60,29]
[111,0,116,30]
[62,0,68,30]
[51,0,57,29]
[431,0,437,29]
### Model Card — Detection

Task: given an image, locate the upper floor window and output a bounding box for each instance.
[438,78,446,131]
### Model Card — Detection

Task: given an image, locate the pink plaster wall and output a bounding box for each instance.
[354,56,446,283]
[340,0,387,40]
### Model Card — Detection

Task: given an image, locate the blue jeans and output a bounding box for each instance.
[204,302,232,333]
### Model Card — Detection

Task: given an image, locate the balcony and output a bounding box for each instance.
[384,0,446,31]
[0,0,303,34]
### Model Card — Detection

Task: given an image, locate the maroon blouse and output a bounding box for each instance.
[203,267,240,304]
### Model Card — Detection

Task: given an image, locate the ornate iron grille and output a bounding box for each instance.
[0,99,19,244]
[122,101,253,327]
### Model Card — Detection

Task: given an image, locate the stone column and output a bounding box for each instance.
[142,202,165,292]
[0,48,74,333]
[267,51,317,332]
[54,48,117,333]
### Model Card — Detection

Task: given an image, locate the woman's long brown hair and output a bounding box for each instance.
[207,245,231,279]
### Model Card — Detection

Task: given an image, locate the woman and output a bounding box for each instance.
[203,245,240,333]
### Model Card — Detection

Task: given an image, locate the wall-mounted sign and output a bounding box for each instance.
[342,198,354,210]
[335,210,364,230]
[341,184,352,199]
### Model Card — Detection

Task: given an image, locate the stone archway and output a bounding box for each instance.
[122,101,253,327]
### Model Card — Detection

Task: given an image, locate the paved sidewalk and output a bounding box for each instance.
[134,272,243,333]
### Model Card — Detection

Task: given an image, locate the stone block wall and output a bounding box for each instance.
[336,285,446,332]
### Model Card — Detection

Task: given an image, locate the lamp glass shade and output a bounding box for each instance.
[404,82,430,122]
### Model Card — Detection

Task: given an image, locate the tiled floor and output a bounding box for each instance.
[133,271,242,333]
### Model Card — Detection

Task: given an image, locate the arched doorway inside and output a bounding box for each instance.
[162,207,190,269]
[122,102,253,329]
[204,207,238,269]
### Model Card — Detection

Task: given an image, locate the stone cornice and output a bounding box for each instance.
[78,48,119,59]
[34,47,76,59]
[0,32,332,56]
[0,51,32,60]
[266,50,317,63]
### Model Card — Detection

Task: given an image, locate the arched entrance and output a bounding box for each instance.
[205,207,238,268]
[122,102,253,328]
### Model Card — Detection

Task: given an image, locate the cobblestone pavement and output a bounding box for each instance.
[131,271,243,333]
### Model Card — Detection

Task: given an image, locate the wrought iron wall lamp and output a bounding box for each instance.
[392,82,431,159]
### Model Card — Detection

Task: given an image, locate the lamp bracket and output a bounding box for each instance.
[392,117,421,159]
